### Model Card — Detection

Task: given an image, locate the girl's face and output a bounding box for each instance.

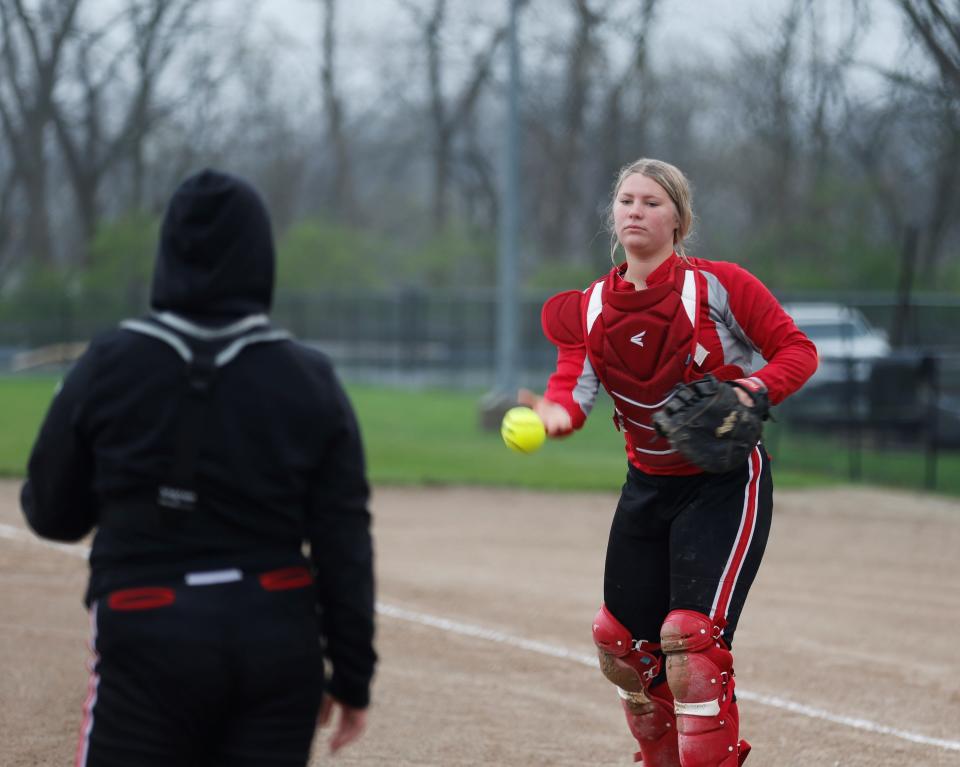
[613,174,679,259]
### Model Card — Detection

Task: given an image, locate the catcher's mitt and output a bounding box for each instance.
[652,375,770,473]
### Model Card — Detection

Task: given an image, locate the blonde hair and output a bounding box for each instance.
[605,158,695,266]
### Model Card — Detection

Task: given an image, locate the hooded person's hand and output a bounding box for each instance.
[318,695,368,754]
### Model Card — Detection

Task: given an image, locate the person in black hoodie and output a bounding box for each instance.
[21,169,376,766]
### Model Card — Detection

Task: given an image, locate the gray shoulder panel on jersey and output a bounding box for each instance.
[120,319,193,362]
[700,270,757,372]
[573,353,600,416]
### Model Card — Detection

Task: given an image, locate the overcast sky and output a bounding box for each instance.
[247,0,912,92]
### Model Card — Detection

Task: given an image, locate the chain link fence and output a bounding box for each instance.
[3,287,960,491]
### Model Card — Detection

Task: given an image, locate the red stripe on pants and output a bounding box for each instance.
[710,447,761,623]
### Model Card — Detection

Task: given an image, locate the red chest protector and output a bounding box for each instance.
[543,265,744,471]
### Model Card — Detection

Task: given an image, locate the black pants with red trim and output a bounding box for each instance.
[603,445,773,655]
[79,573,324,767]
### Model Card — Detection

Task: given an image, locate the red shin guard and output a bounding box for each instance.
[660,610,750,766]
[593,604,680,765]
[621,682,680,766]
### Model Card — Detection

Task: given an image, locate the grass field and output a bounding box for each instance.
[3,375,958,495]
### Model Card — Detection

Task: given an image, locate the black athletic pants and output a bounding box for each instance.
[78,571,325,767]
[603,445,773,652]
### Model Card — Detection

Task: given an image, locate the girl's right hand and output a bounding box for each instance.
[517,388,573,436]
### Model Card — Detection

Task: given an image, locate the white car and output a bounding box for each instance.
[753,303,891,386]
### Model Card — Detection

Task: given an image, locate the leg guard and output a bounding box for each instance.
[593,604,680,766]
[661,610,751,767]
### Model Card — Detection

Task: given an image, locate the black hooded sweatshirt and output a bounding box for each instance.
[20,170,375,708]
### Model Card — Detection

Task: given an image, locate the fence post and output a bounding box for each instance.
[923,355,939,491]
[399,286,423,376]
[844,356,862,481]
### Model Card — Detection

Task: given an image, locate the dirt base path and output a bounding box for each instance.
[2,481,958,766]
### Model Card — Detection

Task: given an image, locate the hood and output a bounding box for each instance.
[150,169,275,320]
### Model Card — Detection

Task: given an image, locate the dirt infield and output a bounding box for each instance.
[2,479,959,766]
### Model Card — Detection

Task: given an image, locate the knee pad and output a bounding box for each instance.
[661,610,750,766]
[660,609,733,712]
[592,603,662,693]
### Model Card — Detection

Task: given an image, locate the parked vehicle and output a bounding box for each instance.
[786,303,890,382]
[753,302,890,387]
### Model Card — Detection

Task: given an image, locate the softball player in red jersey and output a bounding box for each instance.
[521,158,818,766]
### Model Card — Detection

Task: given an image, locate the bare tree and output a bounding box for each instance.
[846,98,908,237]
[597,0,658,227]
[402,0,525,232]
[803,0,866,191]
[753,0,803,226]
[319,0,355,221]
[0,0,83,265]
[51,0,204,251]
[0,152,16,278]
[125,0,205,209]
[525,0,609,261]
[896,0,960,92]
[892,0,960,278]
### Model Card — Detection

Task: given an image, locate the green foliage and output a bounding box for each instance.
[930,256,960,293]
[736,221,899,292]
[395,223,497,287]
[526,258,606,291]
[0,267,72,322]
[0,214,159,345]
[721,175,903,292]
[276,218,497,291]
[277,218,385,290]
[85,212,157,293]
[82,212,159,319]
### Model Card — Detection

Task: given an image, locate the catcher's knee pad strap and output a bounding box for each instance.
[661,610,749,766]
[621,681,680,766]
[593,603,662,693]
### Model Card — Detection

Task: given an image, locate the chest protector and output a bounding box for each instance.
[544,266,743,471]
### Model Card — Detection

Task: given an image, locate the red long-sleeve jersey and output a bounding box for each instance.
[543,254,818,473]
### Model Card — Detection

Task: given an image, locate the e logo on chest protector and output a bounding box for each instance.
[630,331,647,347]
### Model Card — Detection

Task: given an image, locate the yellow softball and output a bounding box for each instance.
[501,406,546,454]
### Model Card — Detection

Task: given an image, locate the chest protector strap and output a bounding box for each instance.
[680,268,702,377]
[541,269,701,365]
[119,313,290,516]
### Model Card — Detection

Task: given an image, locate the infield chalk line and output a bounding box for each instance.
[377,604,960,753]
[3,523,958,754]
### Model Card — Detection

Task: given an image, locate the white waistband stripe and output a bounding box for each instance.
[185,569,243,586]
